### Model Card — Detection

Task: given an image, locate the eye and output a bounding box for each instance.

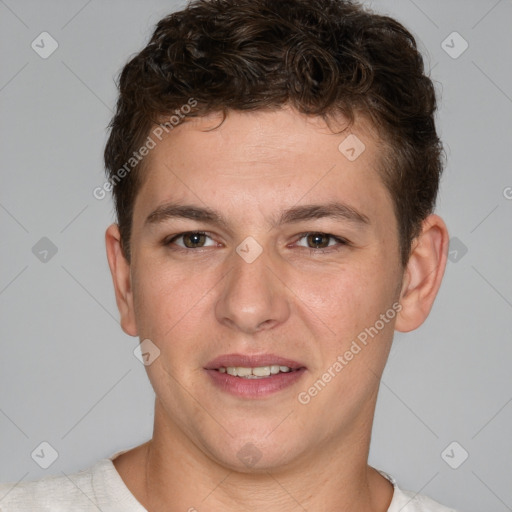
[163,231,349,253]
[164,231,217,250]
[294,232,349,252]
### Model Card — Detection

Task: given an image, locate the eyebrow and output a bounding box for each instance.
[145,201,370,229]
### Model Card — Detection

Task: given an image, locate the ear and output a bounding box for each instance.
[105,224,138,336]
[395,214,449,333]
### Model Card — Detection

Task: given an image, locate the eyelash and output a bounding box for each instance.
[163,231,349,254]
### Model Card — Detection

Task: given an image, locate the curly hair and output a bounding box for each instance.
[104,0,443,267]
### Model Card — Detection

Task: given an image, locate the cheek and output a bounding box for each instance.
[297,266,398,412]
[131,260,207,339]
[131,265,207,388]
[296,259,397,337]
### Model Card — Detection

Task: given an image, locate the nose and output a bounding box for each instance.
[215,245,291,334]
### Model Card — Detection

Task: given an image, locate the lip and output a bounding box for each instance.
[204,353,305,370]
[204,353,307,399]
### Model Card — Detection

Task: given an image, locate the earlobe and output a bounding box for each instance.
[105,224,138,337]
[395,214,449,333]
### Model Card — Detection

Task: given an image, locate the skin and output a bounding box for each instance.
[105,106,449,512]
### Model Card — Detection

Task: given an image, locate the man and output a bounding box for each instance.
[0,0,457,510]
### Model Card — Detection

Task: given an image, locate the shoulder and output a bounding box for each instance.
[0,456,142,512]
[390,486,459,512]
[0,467,96,512]
[379,470,459,512]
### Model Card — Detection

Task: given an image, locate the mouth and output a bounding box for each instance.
[205,353,305,373]
[215,364,301,379]
[204,353,306,398]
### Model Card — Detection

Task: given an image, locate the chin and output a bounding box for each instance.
[202,431,303,473]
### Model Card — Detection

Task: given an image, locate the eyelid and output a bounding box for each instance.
[164,231,349,252]
[294,231,349,244]
[164,231,216,248]
[292,232,350,252]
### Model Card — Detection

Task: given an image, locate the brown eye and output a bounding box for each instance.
[306,233,331,249]
[182,232,207,248]
[295,232,349,252]
[165,231,215,250]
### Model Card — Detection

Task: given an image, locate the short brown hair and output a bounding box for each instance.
[104,0,443,267]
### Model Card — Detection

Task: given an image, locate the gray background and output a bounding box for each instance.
[0,0,511,510]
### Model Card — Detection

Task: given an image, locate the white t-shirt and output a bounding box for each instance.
[0,450,458,511]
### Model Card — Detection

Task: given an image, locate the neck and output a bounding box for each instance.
[135,400,393,512]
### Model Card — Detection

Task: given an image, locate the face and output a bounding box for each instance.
[116,107,407,471]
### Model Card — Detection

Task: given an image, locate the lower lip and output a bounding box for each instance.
[205,368,306,399]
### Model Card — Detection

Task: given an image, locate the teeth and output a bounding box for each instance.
[236,366,253,377]
[217,365,294,378]
[252,366,270,377]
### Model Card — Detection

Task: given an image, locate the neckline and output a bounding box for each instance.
[95,449,148,511]
[102,450,399,511]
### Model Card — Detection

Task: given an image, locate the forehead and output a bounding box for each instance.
[149,108,380,169]
[133,108,394,229]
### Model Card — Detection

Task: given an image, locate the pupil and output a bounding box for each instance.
[309,234,327,248]
[185,233,204,248]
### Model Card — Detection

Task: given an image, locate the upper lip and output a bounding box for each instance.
[204,353,305,370]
